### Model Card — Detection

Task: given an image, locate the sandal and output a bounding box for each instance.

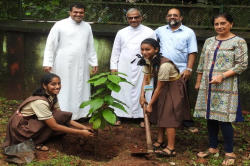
[114,120,121,126]
[35,144,49,151]
[139,121,150,128]
[140,121,145,128]
[152,141,167,149]
[197,149,219,158]
[155,147,176,157]
[188,127,199,133]
[114,117,121,126]
[222,155,236,165]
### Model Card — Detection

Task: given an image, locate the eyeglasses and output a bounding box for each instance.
[127,16,141,20]
[167,14,179,18]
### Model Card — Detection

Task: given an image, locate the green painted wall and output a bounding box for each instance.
[0,21,249,111]
[0,32,7,97]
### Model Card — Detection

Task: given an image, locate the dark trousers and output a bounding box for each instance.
[207,119,234,153]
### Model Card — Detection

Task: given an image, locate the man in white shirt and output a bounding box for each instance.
[110,8,156,126]
[43,3,98,120]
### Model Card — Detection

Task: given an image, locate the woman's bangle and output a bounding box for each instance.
[221,73,226,80]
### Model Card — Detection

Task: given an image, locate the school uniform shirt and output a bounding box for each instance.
[142,59,179,81]
[21,95,60,120]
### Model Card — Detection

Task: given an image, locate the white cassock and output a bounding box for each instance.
[43,17,98,120]
[110,24,156,118]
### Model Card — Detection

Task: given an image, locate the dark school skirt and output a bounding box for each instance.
[1,111,72,148]
[149,77,191,128]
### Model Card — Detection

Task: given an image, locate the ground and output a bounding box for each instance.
[0,99,250,165]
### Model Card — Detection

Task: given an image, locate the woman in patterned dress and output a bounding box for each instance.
[194,13,248,165]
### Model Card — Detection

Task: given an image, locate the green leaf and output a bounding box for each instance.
[99,118,107,130]
[107,82,121,92]
[99,72,111,76]
[103,109,116,124]
[94,77,107,86]
[52,0,60,5]
[90,88,106,98]
[214,152,220,157]
[88,72,110,81]
[79,100,92,108]
[112,102,128,114]
[89,112,101,123]
[90,97,104,112]
[93,118,101,129]
[112,72,127,76]
[86,108,93,118]
[108,75,121,84]
[96,87,106,93]
[87,78,99,83]
[104,95,114,105]
[114,98,128,108]
[120,77,134,86]
[45,6,51,11]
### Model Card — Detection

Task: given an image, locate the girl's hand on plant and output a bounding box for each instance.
[83,126,92,131]
[81,130,95,137]
[146,105,152,113]
[85,127,94,133]
[83,126,94,133]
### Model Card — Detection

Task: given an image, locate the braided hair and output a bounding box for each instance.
[139,38,163,70]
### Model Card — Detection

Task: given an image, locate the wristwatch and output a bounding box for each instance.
[186,68,192,72]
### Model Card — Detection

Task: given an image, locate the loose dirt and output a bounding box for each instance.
[1,102,250,165]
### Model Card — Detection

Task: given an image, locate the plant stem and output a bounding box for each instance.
[95,129,98,158]
[108,124,113,136]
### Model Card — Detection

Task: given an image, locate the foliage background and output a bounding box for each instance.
[0,0,250,29]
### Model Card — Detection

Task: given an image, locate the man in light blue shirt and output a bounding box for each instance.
[155,8,197,82]
[155,8,198,132]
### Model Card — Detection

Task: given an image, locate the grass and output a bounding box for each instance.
[26,151,90,166]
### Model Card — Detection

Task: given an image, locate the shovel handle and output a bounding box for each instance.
[143,104,153,152]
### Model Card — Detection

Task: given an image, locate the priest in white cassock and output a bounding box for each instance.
[43,3,98,120]
[110,8,156,126]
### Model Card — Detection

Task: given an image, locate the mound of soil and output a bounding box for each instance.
[38,118,159,165]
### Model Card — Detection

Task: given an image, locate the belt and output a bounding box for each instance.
[16,110,36,120]
[23,115,37,120]
[169,73,181,82]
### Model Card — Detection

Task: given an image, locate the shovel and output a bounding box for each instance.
[130,104,154,157]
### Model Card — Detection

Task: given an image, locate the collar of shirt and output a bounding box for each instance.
[48,95,55,102]
[166,24,183,32]
[145,54,157,65]
[45,92,56,101]
[128,24,142,30]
